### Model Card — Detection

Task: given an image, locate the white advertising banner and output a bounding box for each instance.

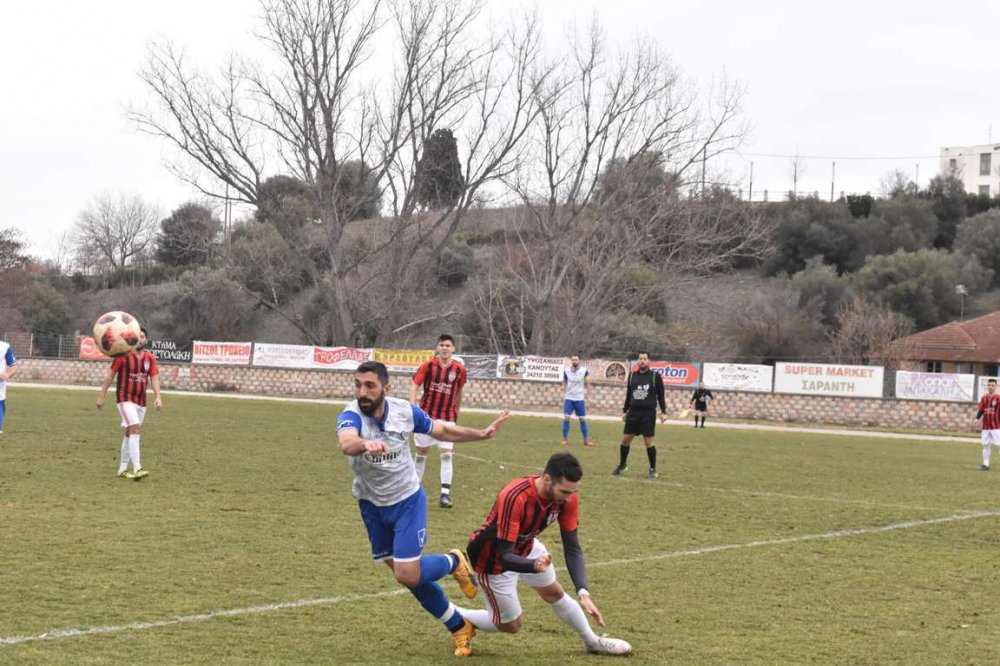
[896,371,975,402]
[192,341,253,366]
[252,343,314,369]
[774,362,884,398]
[312,346,372,370]
[702,363,774,392]
[496,355,565,382]
[976,376,1000,399]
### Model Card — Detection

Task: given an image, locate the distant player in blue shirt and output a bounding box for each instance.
[560,355,592,447]
[336,360,510,657]
[0,339,20,434]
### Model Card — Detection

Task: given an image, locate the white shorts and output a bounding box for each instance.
[414,421,454,451]
[477,539,557,625]
[982,429,1000,446]
[117,402,147,428]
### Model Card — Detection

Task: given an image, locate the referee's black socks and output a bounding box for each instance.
[647,446,657,470]
[619,445,630,468]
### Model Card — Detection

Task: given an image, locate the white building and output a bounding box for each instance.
[939,143,1000,196]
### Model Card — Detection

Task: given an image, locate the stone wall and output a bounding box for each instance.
[14,358,977,433]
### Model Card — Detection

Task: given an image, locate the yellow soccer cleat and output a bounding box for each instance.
[448,548,478,599]
[118,470,135,480]
[450,619,476,657]
[133,469,149,480]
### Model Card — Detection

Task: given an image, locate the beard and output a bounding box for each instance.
[358,394,384,415]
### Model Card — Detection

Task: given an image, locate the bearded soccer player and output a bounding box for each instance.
[96,325,162,480]
[409,334,467,508]
[457,452,631,655]
[975,378,1000,471]
[337,360,510,657]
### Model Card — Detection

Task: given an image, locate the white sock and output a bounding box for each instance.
[550,594,598,645]
[457,608,499,632]
[118,437,130,473]
[984,444,991,467]
[128,434,141,471]
[440,451,453,495]
[414,454,427,481]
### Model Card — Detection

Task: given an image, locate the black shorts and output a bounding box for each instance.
[694,400,708,412]
[624,410,657,437]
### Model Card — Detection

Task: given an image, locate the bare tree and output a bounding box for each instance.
[826,294,912,365]
[131,0,546,345]
[479,23,762,355]
[73,193,160,272]
[0,227,29,270]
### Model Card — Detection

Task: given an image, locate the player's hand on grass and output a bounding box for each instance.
[578,594,607,628]
[533,552,553,573]
[482,410,511,439]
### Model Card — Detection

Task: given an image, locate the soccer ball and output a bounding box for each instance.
[92,311,142,357]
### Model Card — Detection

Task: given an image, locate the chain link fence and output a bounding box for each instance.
[2,332,82,360]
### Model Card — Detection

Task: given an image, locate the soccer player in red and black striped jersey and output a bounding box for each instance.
[96,326,162,480]
[975,378,1000,471]
[409,334,467,508]
[457,453,632,655]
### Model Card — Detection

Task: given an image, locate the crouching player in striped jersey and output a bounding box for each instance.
[96,326,162,480]
[458,452,632,655]
[336,361,511,657]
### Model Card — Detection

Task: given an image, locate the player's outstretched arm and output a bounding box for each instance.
[433,410,511,442]
[337,429,389,456]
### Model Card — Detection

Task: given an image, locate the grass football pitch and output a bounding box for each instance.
[1,387,999,665]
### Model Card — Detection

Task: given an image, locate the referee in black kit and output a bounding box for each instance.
[612,351,667,479]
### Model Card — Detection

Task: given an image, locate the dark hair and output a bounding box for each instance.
[139,325,149,337]
[636,350,650,359]
[356,360,389,384]
[438,334,455,344]
[544,452,583,483]
[990,379,997,384]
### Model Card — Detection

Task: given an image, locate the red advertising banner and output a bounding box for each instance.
[312,346,372,370]
[629,361,701,387]
[78,335,106,360]
[192,341,253,365]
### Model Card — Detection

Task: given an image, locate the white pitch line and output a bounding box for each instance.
[453,453,967,513]
[592,510,1000,567]
[3,510,998,647]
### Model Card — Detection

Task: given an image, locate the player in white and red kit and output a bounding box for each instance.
[975,378,1000,471]
[409,334,467,508]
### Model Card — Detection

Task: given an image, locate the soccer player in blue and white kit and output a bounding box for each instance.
[336,360,510,657]
[0,338,20,435]
[560,355,592,447]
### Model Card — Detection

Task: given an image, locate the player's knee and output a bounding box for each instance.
[393,569,420,588]
[537,584,565,604]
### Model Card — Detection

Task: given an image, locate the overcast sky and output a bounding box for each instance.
[5,0,1000,260]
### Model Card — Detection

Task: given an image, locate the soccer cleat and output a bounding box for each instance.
[584,439,594,447]
[587,634,633,655]
[560,438,569,446]
[611,465,628,476]
[118,470,135,480]
[439,494,453,509]
[450,619,476,657]
[448,548,478,599]
[133,469,149,480]
[980,464,990,471]
[648,468,658,479]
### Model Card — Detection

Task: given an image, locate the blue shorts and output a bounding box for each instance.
[358,488,428,563]
[563,399,587,417]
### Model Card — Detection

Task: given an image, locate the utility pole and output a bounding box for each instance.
[914,163,920,188]
[830,161,836,202]
[748,160,754,201]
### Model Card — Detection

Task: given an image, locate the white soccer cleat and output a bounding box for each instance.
[587,635,633,655]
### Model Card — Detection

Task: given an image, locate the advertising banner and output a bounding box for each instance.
[496,355,565,382]
[462,354,499,379]
[78,335,105,360]
[581,359,629,383]
[252,343,314,369]
[702,363,773,392]
[373,348,435,374]
[774,362,883,398]
[192,341,253,366]
[977,376,1000,400]
[895,371,975,402]
[312,346,372,370]
[629,361,701,388]
[147,339,193,363]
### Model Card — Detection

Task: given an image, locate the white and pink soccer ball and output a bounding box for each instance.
[92,311,142,358]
